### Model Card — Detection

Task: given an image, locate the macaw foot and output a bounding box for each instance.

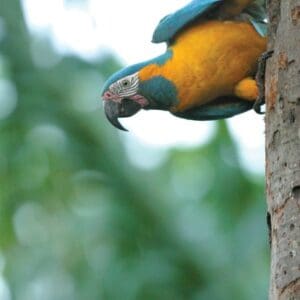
[253,50,274,114]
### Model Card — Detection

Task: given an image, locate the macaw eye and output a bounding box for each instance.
[122,80,130,87]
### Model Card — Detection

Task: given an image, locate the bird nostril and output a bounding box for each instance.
[104,91,113,99]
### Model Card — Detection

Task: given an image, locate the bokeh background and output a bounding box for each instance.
[0,0,269,299]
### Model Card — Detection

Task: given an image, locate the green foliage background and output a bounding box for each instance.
[0,0,268,299]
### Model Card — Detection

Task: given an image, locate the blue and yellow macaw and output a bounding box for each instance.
[102,0,267,130]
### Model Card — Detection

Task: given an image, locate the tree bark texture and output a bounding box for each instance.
[266,0,300,299]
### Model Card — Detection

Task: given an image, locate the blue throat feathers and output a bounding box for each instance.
[139,76,178,109]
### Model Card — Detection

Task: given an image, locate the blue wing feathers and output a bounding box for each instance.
[171,99,253,121]
[152,0,221,44]
[152,0,266,44]
[245,1,267,36]
[249,18,267,36]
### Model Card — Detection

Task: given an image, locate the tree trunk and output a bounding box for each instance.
[266,0,300,299]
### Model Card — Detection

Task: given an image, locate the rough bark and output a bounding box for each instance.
[266,0,300,299]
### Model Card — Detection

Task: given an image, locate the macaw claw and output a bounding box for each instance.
[254,50,274,114]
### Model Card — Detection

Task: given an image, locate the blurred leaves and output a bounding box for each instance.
[0,0,268,299]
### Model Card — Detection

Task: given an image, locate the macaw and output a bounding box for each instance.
[102,0,267,131]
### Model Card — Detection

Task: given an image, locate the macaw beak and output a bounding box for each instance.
[104,99,141,131]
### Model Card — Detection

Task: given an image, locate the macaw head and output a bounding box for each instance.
[102,69,149,131]
[102,51,177,131]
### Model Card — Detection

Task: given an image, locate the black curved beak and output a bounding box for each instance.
[104,99,142,131]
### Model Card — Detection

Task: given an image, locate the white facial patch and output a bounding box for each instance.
[109,72,139,98]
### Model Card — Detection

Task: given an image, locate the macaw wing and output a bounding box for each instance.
[245,1,267,36]
[248,19,267,36]
[171,97,253,121]
[152,0,221,44]
[152,0,267,44]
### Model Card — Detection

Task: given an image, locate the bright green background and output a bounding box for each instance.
[0,1,268,299]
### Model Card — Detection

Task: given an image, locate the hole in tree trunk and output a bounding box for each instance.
[292,186,300,200]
